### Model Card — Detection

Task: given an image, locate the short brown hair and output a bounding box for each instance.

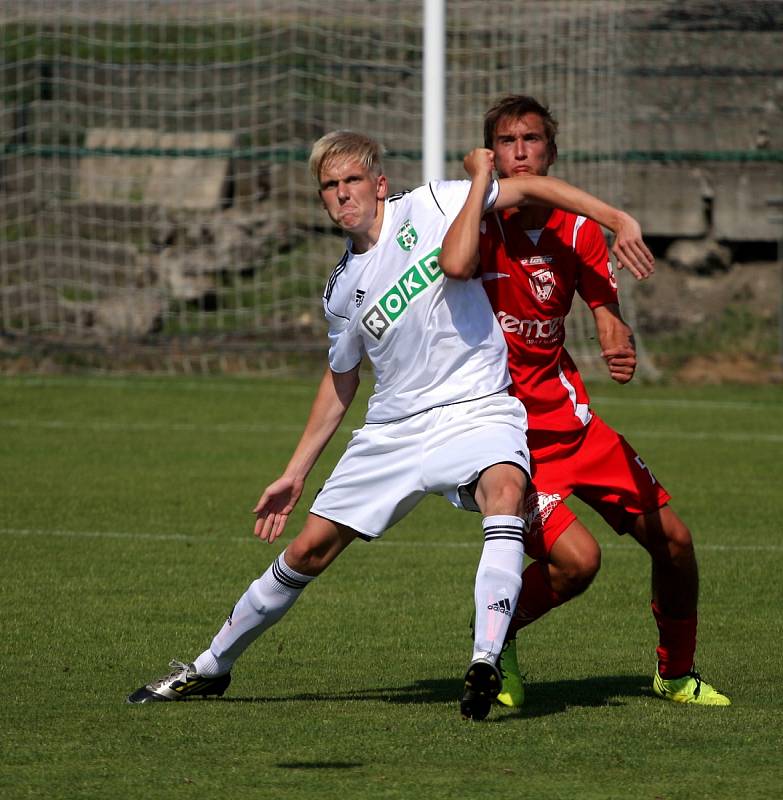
[483,95,558,160]
[308,130,385,183]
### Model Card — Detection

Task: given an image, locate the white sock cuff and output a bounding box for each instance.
[270,551,315,592]
[482,514,526,543]
[193,649,225,677]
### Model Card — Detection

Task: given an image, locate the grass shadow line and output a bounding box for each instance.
[212,672,651,719]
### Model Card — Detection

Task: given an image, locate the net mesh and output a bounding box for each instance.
[1,0,780,376]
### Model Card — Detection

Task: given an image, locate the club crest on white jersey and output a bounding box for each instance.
[395,219,418,251]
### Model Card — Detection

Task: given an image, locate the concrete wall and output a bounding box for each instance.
[619,3,783,241]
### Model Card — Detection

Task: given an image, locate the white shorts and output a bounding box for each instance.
[310,392,530,539]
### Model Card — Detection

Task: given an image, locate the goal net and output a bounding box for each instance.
[0,0,735,375]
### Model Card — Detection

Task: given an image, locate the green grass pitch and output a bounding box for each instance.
[1,374,782,799]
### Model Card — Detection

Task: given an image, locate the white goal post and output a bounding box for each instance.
[0,1,657,375]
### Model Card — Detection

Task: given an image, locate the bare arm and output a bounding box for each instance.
[438,149,494,279]
[495,173,655,280]
[593,303,637,384]
[253,364,361,542]
[440,147,655,283]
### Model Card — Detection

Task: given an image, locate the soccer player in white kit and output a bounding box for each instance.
[127,131,652,719]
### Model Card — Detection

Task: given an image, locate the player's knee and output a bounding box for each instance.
[663,518,695,565]
[582,543,602,582]
[553,539,601,598]
[636,508,695,565]
[665,517,693,548]
[500,483,526,517]
[284,538,330,576]
[565,546,601,594]
[476,465,527,516]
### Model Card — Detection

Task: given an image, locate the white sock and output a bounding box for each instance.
[472,515,525,663]
[193,550,314,677]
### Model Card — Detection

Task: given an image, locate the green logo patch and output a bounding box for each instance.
[395,219,418,251]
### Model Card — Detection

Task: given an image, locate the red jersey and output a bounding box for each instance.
[479,208,618,445]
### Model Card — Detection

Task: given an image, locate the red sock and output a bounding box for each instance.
[508,560,566,637]
[652,601,698,678]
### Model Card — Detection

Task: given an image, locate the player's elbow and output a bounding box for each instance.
[438,252,477,281]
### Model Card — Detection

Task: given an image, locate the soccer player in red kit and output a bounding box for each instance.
[440,95,730,706]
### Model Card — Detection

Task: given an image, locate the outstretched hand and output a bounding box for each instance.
[252,475,305,543]
[611,212,655,280]
[601,344,637,384]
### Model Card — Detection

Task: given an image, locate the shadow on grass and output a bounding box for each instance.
[218,673,650,718]
[498,673,651,721]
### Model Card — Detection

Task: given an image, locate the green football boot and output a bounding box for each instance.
[496,637,525,708]
[652,668,731,706]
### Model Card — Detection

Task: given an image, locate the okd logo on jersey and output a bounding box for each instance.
[395,219,418,251]
[361,248,441,340]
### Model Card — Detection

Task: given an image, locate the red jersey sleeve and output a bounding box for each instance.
[574,219,618,310]
[476,214,498,278]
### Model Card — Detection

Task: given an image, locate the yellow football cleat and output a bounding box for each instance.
[653,669,731,706]
[496,638,525,708]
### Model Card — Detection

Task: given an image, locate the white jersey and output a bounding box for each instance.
[322,179,511,423]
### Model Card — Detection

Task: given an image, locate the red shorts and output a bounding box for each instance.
[522,415,671,559]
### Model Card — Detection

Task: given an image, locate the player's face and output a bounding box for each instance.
[318,157,387,240]
[492,113,555,179]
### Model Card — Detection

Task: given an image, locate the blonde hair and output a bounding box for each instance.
[308,130,385,183]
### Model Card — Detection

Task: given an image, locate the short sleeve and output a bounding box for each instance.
[575,219,619,309]
[476,212,500,278]
[428,179,499,224]
[324,308,363,373]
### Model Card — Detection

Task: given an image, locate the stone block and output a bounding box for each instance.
[621,164,708,237]
[78,128,234,210]
[712,164,783,241]
[665,238,732,274]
